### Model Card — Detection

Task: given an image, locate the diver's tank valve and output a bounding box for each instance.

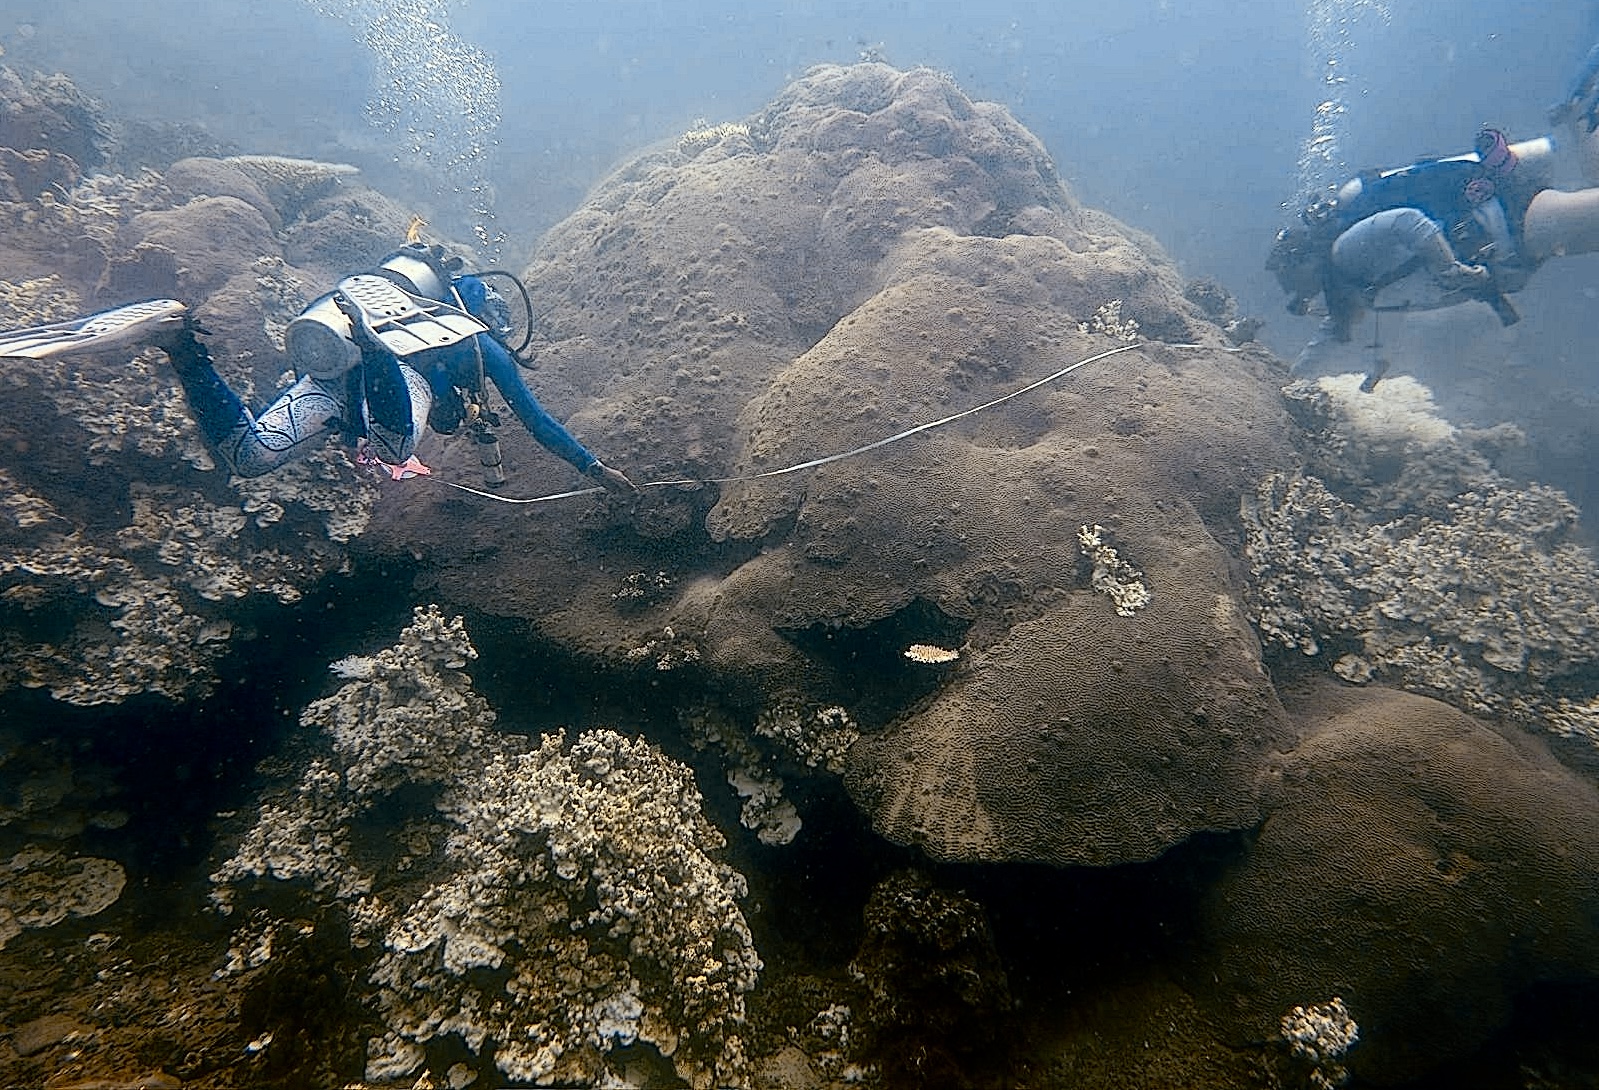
[472,422,506,487]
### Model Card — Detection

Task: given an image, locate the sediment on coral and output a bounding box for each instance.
[211,606,760,1089]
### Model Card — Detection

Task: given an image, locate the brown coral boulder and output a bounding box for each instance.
[163,157,282,232]
[103,195,280,300]
[372,63,1299,865]
[1181,682,1599,1082]
[0,66,110,171]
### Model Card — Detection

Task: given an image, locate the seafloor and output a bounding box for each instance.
[2,60,1599,1090]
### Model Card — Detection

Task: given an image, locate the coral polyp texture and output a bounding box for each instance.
[212,606,759,1089]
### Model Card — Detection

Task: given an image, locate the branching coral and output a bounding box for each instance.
[754,699,859,774]
[373,730,760,1088]
[212,606,759,1089]
[0,476,239,704]
[0,449,372,704]
[1245,373,1599,740]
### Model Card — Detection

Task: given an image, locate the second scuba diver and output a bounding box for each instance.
[1269,42,1599,374]
[0,229,637,493]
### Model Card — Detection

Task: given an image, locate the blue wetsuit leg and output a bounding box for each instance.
[166,325,344,477]
[167,325,431,476]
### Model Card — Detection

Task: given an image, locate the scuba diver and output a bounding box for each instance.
[0,232,637,492]
[1270,43,1599,378]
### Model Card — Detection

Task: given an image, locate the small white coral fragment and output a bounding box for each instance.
[904,643,959,664]
[1279,996,1359,1090]
[328,654,375,680]
[1077,299,1140,341]
[728,766,803,845]
[678,119,752,156]
[1078,524,1150,616]
[1332,654,1373,684]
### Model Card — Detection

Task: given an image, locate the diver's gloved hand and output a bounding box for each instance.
[586,460,639,493]
[1434,260,1491,292]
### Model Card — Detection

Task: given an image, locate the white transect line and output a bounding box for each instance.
[426,339,1197,506]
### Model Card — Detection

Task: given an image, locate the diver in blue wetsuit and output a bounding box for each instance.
[0,239,636,491]
[1268,126,1536,372]
[1271,44,1599,375]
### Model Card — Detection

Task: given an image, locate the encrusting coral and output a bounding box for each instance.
[0,847,126,951]
[1244,372,1599,741]
[212,606,760,1089]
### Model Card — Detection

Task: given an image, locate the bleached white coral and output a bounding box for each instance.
[754,701,860,774]
[370,730,761,1088]
[728,765,803,846]
[1316,372,1456,449]
[679,120,753,157]
[904,643,960,664]
[1078,523,1150,616]
[1279,997,1358,1090]
[1077,299,1140,341]
[304,605,498,799]
[1246,376,1599,744]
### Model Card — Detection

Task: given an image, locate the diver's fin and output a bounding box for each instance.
[0,299,189,360]
[1359,353,1391,393]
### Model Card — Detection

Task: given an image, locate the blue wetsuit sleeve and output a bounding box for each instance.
[478,335,599,474]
